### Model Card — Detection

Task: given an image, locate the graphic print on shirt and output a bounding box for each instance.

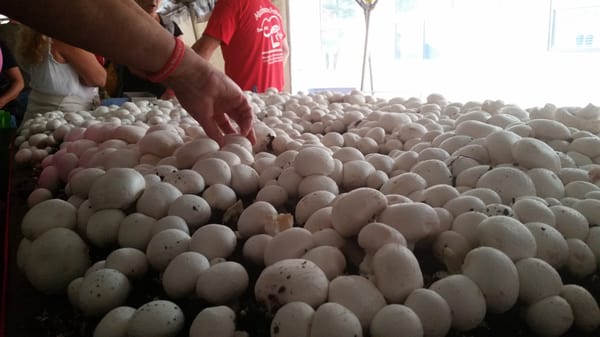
[255,7,284,65]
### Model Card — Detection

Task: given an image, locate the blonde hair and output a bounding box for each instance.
[17,25,50,65]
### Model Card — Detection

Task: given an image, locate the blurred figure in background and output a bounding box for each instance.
[106,0,182,99]
[2,0,256,144]
[192,0,289,93]
[0,39,24,126]
[17,26,106,122]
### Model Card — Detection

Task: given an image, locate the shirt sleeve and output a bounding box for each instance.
[0,41,17,71]
[202,0,238,45]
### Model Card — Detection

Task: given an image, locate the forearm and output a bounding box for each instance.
[2,0,178,75]
[191,35,220,61]
[0,83,23,104]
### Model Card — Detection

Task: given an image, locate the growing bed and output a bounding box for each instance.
[2,91,600,337]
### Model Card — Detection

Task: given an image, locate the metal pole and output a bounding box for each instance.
[360,8,370,91]
[355,0,378,92]
[188,3,200,40]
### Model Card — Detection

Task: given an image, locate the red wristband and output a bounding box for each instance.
[147,37,185,83]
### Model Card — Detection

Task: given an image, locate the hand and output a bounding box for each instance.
[0,97,7,109]
[160,88,176,100]
[164,49,256,145]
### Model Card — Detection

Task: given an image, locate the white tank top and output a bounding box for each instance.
[27,43,98,101]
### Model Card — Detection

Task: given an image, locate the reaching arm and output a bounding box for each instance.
[0,66,24,108]
[282,38,290,64]
[53,40,107,87]
[192,35,222,61]
[2,0,174,76]
[0,0,255,145]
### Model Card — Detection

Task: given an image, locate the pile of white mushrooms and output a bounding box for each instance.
[13,89,600,337]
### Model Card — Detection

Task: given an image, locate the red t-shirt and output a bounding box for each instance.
[203,0,286,93]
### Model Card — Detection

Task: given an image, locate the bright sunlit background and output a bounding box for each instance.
[289,0,600,108]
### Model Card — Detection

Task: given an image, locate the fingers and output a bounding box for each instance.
[214,113,237,135]
[246,127,257,145]
[197,106,225,146]
[228,101,255,143]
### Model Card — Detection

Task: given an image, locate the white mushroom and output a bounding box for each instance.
[127,300,185,337]
[86,209,126,248]
[526,296,574,337]
[461,246,519,313]
[88,168,145,211]
[145,228,191,271]
[105,247,148,279]
[560,284,600,333]
[202,183,238,211]
[293,146,335,176]
[477,215,537,261]
[237,201,278,238]
[512,137,561,172]
[255,259,329,314]
[242,234,273,266]
[516,257,563,305]
[377,202,439,244]
[295,190,336,225]
[270,302,315,337]
[328,275,386,330]
[302,246,346,281]
[136,182,182,219]
[512,197,556,226]
[192,158,232,186]
[21,198,77,240]
[24,227,90,294]
[93,306,136,337]
[310,302,363,337]
[372,243,423,303]
[330,187,388,237]
[78,268,131,316]
[524,222,569,268]
[585,227,600,265]
[429,274,486,331]
[189,306,236,337]
[550,205,589,240]
[405,288,452,337]
[565,238,597,278]
[162,251,209,299]
[167,194,211,230]
[475,166,536,204]
[190,224,237,260]
[151,215,189,235]
[117,212,156,250]
[370,304,423,337]
[196,261,249,305]
[357,222,407,255]
[432,230,471,274]
[264,227,315,266]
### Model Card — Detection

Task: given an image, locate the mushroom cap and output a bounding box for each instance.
[255,258,329,314]
[462,246,519,313]
[310,302,363,337]
[270,302,315,337]
[526,296,574,337]
[430,274,486,331]
[127,300,185,337]
[370,304,423,337]
[189,306,236,337]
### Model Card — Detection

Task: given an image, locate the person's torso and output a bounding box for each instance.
[115,16,182,97]
[211,0,285,92]
[28,44,97,100]
[0,40,18,94]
